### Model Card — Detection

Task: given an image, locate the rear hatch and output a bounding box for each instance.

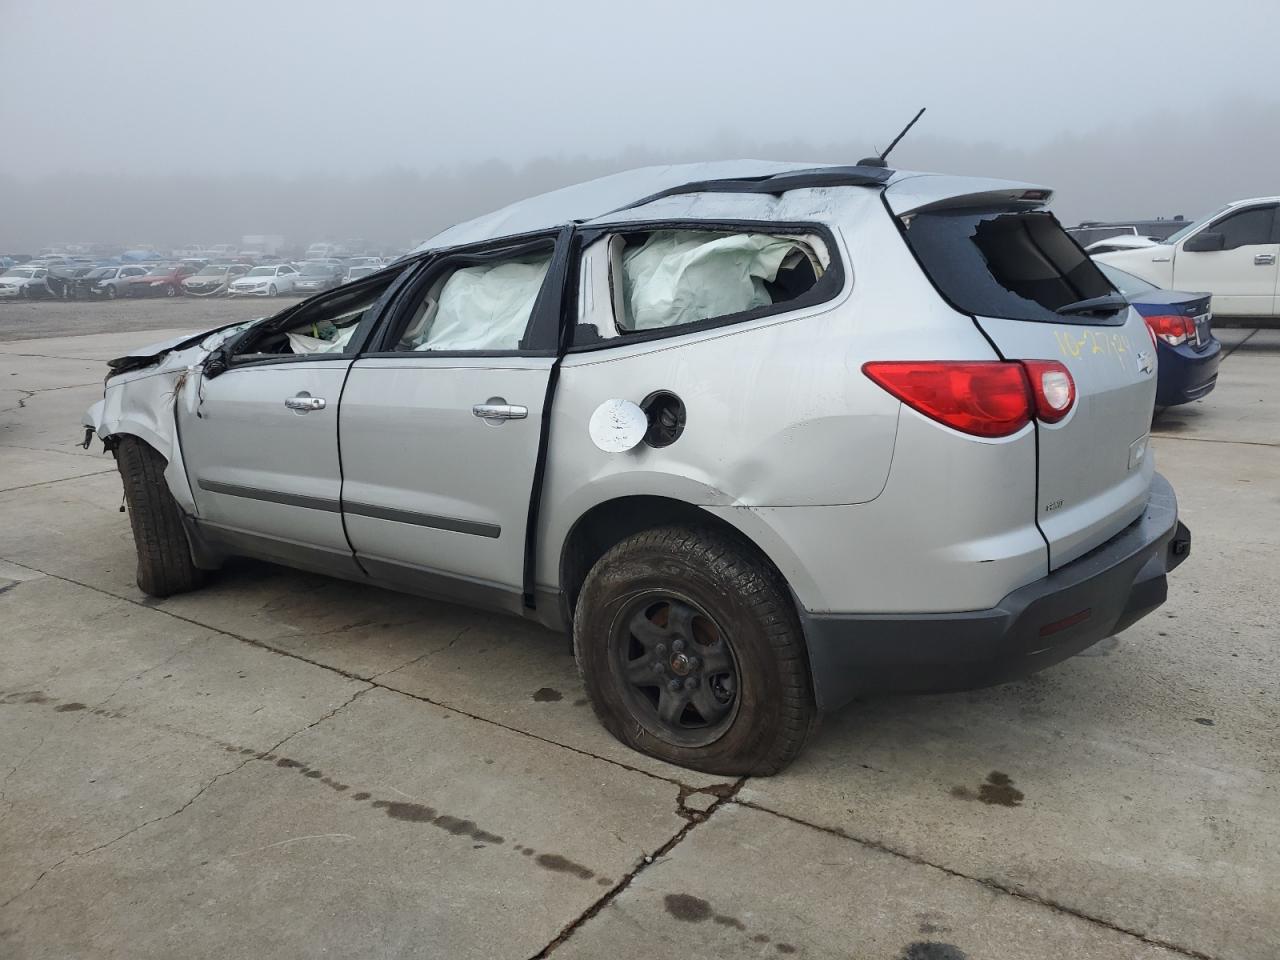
[888,180,1158,569]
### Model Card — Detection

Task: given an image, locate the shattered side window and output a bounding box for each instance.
[229,267,406,360]
[611,230,824,333]
[395,251,553,352]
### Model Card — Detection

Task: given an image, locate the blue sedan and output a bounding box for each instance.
[1095,261,1221,407]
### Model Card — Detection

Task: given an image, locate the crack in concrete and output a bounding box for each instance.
[531,778,747,958]
[731,798,1216,960]
[369,625,472,681]
[0,557,1227,958]
[0,684,370,913]
[0,380,100,417]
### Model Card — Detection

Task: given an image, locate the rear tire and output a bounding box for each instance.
[115,436,203,598]
[164,284,177,298]
[574,524,816,776]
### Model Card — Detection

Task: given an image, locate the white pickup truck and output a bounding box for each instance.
[1095,197,1279,320]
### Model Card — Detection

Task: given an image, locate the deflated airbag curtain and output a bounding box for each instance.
[410,254,554,351]
[619,232,811,330]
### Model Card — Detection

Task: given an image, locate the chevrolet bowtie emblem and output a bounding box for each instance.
[1137,351,1154,374]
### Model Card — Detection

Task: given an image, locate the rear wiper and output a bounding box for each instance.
[1057,294,1130,316]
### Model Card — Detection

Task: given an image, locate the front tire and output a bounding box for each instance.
[105,285,118,299]
[115,436,203,598]
[575,525,815,776]
[164,283,178,298]
[268,284,278,296]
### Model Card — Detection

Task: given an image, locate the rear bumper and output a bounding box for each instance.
[800,472,1188,711]
[1156,338,1221,406]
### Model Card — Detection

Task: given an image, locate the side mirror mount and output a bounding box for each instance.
[1184,231,1224,253]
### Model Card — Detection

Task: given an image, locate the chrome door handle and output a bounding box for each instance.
[1254,254,1276,265]
[472,400,528,422]
[284,394,326,412]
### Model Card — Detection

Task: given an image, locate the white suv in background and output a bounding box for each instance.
[1095,197,1279,319]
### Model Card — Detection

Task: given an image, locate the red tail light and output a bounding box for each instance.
[1144,313,1193,346]
[1022,359,1076,424]
[862,361,1031,437]
[862,360,1076,437]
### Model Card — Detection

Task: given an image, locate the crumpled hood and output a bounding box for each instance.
[105,318,261,379]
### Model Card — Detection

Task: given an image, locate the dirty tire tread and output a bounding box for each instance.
[116,436,202,598]
[574,524,816,776]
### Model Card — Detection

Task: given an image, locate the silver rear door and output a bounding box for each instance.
[890,184,1158,569]
[338,235,565,613]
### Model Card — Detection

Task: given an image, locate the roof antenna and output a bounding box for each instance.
[859,107,926,168]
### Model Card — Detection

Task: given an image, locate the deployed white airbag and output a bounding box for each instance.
[413,254,552,351]
[287,325,357,354]
[620,231,804,331]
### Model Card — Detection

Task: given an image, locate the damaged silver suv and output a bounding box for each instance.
[84,161,1191,775]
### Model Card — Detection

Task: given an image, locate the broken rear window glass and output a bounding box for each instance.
[903,209,1116,323]
[612,230,824,333]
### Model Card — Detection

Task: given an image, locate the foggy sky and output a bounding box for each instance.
[2,0,1277,250]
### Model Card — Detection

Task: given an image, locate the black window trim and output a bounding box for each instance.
[359,227,572,359]
[1197,202,1280,250]
[567,218,846,353]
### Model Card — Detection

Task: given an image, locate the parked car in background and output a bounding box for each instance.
[1067,217,1188,251]
[73,264,151,299]
[1095,197,1280,320]
[292,260,346,295]
[126,262,201,298]
[1095,262,1221,407]
[84,161,1190,775]
[1084,235,1160,255]
[228,263,298,296]
[344,265,378,282]
[45,265,97,298]
[346,257,384,270]
[0,265,51,298]
[182,264,250,297]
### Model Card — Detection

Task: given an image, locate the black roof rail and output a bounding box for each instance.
[599,165,894,219]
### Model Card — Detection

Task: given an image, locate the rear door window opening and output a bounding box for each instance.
[574,226,835,346]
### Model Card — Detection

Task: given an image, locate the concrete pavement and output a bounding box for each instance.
[1,309,1277,959]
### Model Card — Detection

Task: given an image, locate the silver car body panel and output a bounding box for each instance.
[85,162,1157,626]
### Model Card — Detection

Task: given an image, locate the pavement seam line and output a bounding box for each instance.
[530,778,748,958]
[731,798,1217,960]
[0,558,707,793]
[1218,327,1259,360]
[1149,434,1279,449]
[0,685,370,913]
[0,468,117,493]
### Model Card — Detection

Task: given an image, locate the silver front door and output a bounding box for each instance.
[178,359,357,569]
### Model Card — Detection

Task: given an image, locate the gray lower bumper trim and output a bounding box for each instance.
[799,473,1186,711]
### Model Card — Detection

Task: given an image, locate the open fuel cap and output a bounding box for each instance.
[589,399,649,452]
